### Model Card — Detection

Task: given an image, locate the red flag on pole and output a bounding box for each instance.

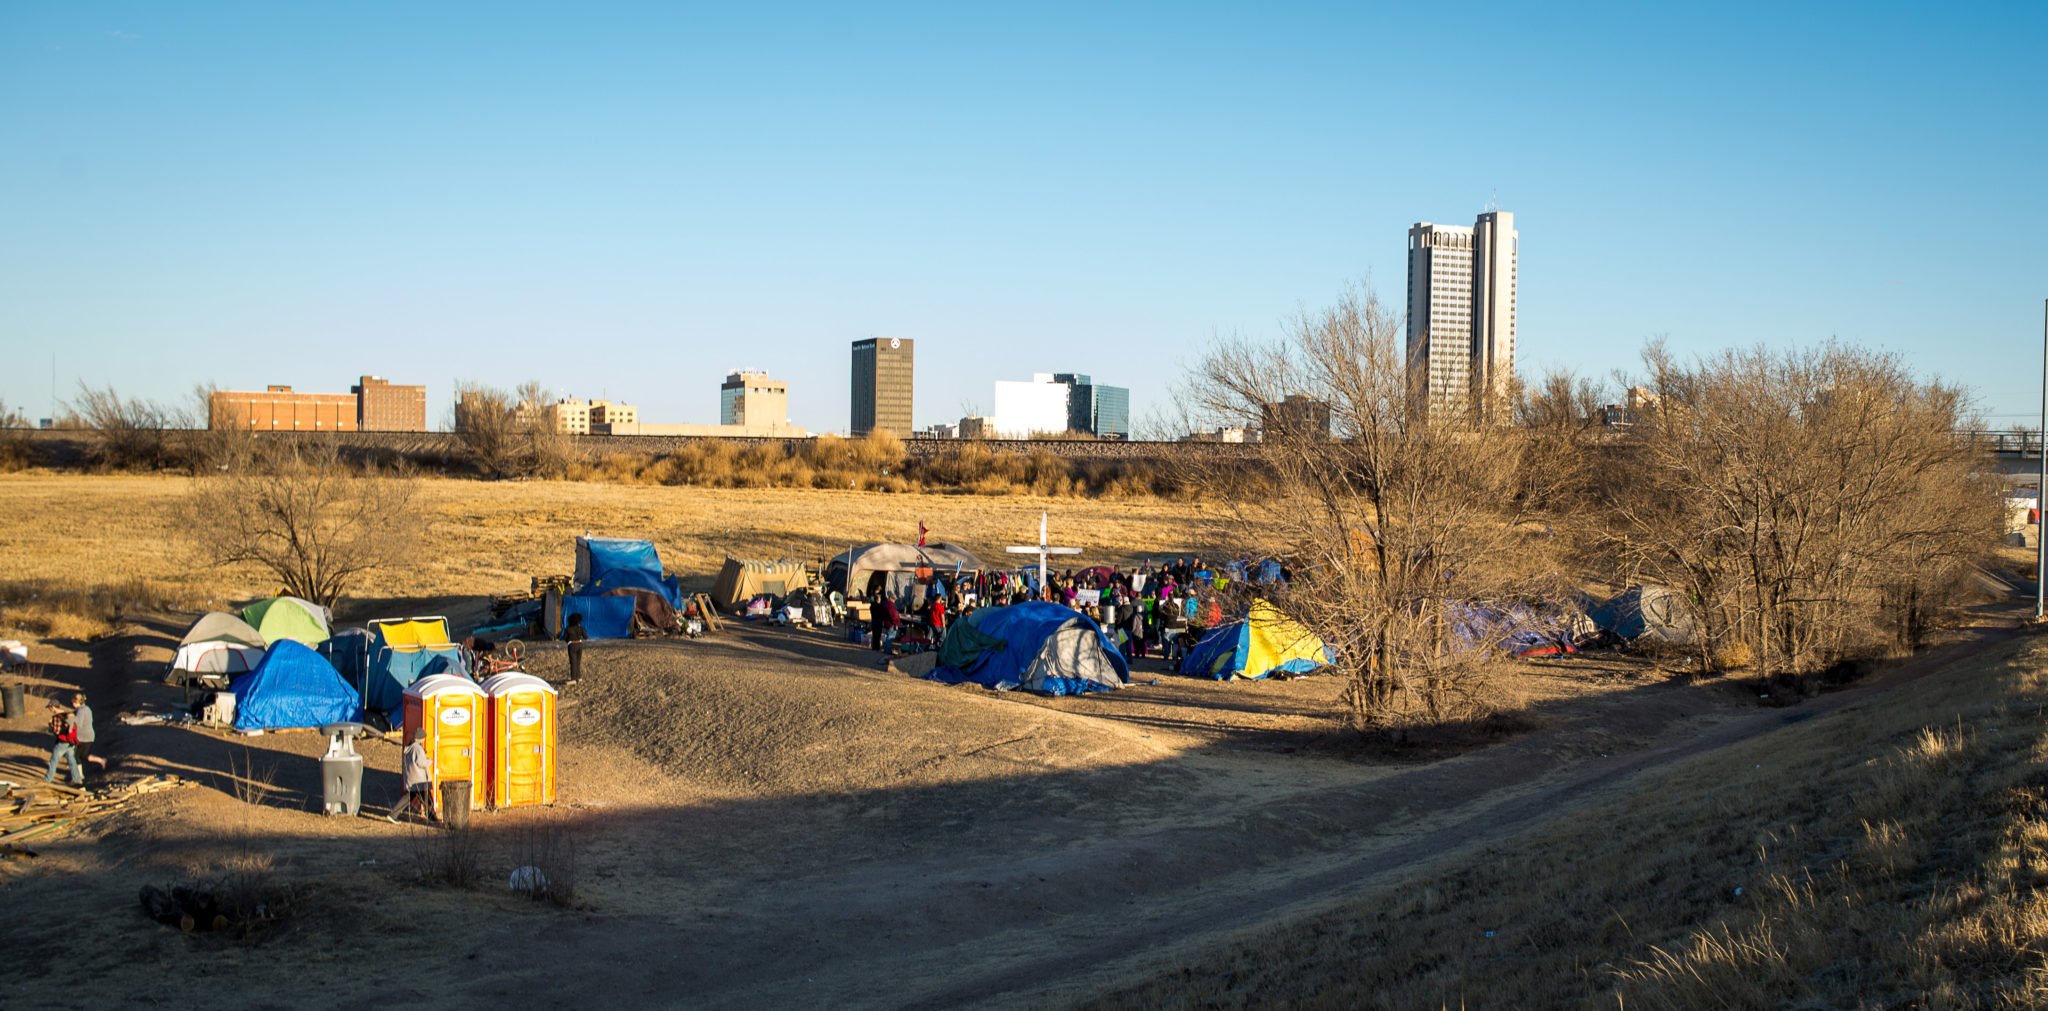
[917,521,928,546]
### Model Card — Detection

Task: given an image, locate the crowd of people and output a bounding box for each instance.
[861,557,1273,663]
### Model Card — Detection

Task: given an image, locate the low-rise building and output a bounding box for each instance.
[210,385,359,432]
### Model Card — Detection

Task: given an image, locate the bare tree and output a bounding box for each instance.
[185,383,258,473]
[1178,286,1559,730]
[1602,340,2001,685]
[184,441,420,609]
[71,383,180,470]
[452,381,574,479]
[0,399,29,470]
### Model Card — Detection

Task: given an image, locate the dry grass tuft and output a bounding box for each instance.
[508,815,581,906]
[0,577,205,642]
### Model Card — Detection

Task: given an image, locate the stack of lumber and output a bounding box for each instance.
[0,770,189,856]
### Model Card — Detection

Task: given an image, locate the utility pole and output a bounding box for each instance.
[2038,299,2046,619]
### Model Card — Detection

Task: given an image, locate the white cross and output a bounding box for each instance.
[1004,511,1082,596]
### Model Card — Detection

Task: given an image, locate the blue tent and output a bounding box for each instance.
[228,640,362,731]
[925,601,1129,696]
[363,622,467,714]
[561,594,635,640]
[576,536,682,608]
[1178,600,1332,680]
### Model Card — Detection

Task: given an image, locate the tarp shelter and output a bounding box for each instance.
[169,612,266,684]
[1448,601,1592,658]
[825,543,983,599]
[710,558,811,613]
[227,639,362,731]
[575,536,683,608]
[1588,586,1699,646]
[365,617,466,713]
[319,628,372,701]
[604,587,681,634]
[924,601,1129,696]
[560,594,635,640]
[239,595,332,647]
[1180,599,1333,680]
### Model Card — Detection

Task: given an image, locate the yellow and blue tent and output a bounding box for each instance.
[1179,599,1332,680]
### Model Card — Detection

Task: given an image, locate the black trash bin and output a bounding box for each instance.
[440,780,472,830]
[2,683,22,720]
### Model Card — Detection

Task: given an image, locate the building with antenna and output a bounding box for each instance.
[1406,210,1517,421]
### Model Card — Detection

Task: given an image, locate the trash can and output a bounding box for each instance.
[319,722,369,816]
[2,683,22,719]
[440,781,472,829]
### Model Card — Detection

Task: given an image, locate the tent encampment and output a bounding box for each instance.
[1178,599,1333,680]
[239,595,332,647]
[365,617,466,713]
[228,639,362,730]
[924,601,1129,696]
[825,543,983,598]
[169,612,267,685]
[710,558,811,612]
[575,536,683,608]
[1588,586,1698,646]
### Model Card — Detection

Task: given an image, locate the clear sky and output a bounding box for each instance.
[3,1,2045,433]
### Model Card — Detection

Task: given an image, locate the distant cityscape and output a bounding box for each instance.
[178,211,1533,441]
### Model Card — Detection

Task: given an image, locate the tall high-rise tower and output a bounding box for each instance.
[851,337,914,437]
[1406,210,1517,420]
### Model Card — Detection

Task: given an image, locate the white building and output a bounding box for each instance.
[1406,210,1516,420]
[991,374,1074,438]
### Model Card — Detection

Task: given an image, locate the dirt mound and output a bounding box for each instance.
[544,634,1178,800]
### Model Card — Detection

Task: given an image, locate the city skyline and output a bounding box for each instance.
[2,5,2045,432]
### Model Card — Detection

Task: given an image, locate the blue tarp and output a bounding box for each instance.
[366,643,465,713]
[925,601,1128,696]
[561,594,635,640]
[576,536,682,607]
[229,640,362,731]
[319,628,372,702]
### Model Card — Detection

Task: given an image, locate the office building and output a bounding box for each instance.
[719,371,798,434]
[991,374,1074,437]
[1262,394,1332,441]
[851,337,914,437]
[1406,210,1517,420]
[1052,373,1131,440]
[352,376,427,432]
[210,385,358,432]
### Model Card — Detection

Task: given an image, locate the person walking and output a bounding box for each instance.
[391,737,434,823]
[562,612,588,683]
[44,701,82,787]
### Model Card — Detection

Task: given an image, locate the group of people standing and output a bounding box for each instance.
[44,691,95,787]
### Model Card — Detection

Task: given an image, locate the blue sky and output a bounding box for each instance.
[3,1,2045,432]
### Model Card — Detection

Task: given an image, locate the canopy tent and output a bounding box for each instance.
[365,617,466,713]
[710,558,811,613]
[560,594,635,640]
[1179,599,1333,680]
[924,601,1129,696]
[228,639,362,731]
[238,595,332,647]
[575,536,683,608]
[825,543,984,598]
[169,612,266,684]
[1588,586,1699,646]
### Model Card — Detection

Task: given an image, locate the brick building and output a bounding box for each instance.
[210,386,358,432]
[352,375,427,432]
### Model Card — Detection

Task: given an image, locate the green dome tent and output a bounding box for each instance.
[239,595,332,647]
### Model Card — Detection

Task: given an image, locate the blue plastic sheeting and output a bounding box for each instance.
[229,640,363,731]
[1448,602,1571,655]
[576,537,682,607]
[366,642,466,714]
[1179,623,1244,678]
[560,594,635,640]
[319,628,372,700]
[925,601,1128,696]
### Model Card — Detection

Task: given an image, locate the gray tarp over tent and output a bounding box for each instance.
[825,543,984,598]
[1588,585,1699,646]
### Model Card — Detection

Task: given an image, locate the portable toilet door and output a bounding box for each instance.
[481,672,558,808]
[401,674,487,812]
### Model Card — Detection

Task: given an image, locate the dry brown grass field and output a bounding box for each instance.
[0,473,2038,1007]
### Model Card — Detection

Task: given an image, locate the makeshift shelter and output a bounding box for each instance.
[924,601,1129,696]
[825,543,983,599]
[365,617,466,714]
[169,612,267,685]
[228,640,362,731]
[1588,586,1699,646]
[1449,600,1594,658]
[604,587,681,634]
[238,595,332,647]
[1179,599,1333,680]
[575,536,682,608]
[559,594,635,640]
[710,558,811,613]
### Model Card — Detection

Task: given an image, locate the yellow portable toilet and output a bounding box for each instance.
[481,672,558,808]
[402,674,487,813]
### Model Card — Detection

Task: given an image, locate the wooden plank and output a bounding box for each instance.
[0,820,68,845]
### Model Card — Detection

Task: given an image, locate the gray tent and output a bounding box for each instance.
[1589,585,1699,646]
[825,543,983,600]
[169,612,267,685]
